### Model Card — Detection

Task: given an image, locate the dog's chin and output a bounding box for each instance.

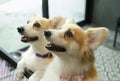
[45,43,66,52]
[21,35,38,43]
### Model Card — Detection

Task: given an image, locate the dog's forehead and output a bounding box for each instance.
[62,24,83,33]
[33,18,41,23]
[62,24,86,45]
[61,24,74,29]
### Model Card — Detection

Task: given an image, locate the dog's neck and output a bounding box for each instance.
[52,54,89,76]
[51,49,95,78]
[54,48,81,63]
[31,38,49,54]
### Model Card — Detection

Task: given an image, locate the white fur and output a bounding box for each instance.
[17,31,50,81]
[40,29,88,81]
[16,15,68,81]
[17,16,50,81]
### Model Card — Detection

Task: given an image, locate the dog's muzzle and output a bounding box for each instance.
[44,30,66,52]
[44,31,52,38]
[45,43,66,52]
[17,27,24,34]
[17,27,38,42]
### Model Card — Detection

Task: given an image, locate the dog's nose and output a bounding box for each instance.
[44,31,51,37]
[17,27,24,33]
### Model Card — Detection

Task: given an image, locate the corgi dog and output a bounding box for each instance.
[16,14,67,81]
[42,22,109,81]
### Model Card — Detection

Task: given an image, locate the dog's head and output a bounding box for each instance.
[17,14,67,43]
[44,24,109,63]
[17,14,51,43]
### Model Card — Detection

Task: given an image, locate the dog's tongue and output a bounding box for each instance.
[21,36,30,42]
[45,43,66,52]
[21,36,38,42]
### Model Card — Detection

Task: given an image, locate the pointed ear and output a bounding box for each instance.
[40,18,51,29]
[29,13,37,18]
[28,13,38,22]
[85,27,109,50]
[50,16,66,29]
[64,18,75,25]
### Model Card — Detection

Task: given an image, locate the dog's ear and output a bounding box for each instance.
[85,27,109,50]
[64,18,75,25]
[28,13,38,22]
[29,13,37,18]
[50,16,67,29]
[40,18,51,29]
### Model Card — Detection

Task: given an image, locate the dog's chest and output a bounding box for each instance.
[47,57,85,81]
[24,53,50,71]
[60,74,84,81]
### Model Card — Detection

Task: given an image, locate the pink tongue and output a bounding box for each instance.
[21,36,30,42]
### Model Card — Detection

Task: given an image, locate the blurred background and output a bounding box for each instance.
[0,0,120,81]
[0,0,86,52]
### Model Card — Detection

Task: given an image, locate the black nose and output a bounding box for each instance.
[44,31,51,37]
[17,27,24,33]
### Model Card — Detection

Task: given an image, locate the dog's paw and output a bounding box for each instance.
[28,77,37,81]
[16,71,24,80]
[16,68,25,80]
[16,59,25,80]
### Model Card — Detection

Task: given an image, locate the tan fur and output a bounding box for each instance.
[83,65,98,81]
[70,25,108,81]
[85,27,109,50]
[61,25,97,81]
[41,23,109,81]
[39,18,51,29]
[50,16,66,29]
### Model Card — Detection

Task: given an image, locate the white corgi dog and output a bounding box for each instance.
[16,14,67,81]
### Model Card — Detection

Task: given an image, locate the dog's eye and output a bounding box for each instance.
[33,22,41,28]
[65,29,73,37]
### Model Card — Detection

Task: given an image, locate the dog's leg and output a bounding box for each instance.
[16,59,25,80]
[28,71,44,81]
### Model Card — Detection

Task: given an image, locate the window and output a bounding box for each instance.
[0,0,42,52]
[49,0,86,22]
[0,0,87,52]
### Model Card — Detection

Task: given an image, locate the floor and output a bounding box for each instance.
[95,45,120,81]
[83,25,120,81]
[0,58,17,81]
[0,0,120,81]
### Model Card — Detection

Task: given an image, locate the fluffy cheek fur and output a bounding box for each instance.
[66,41,80,56]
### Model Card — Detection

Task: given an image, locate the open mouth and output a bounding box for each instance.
[21,36,38,42]
[45,43,66,52]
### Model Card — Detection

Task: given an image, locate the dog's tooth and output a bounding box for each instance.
[24,37,27,40]
[47,43,49,46]
[48,44,51,47]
